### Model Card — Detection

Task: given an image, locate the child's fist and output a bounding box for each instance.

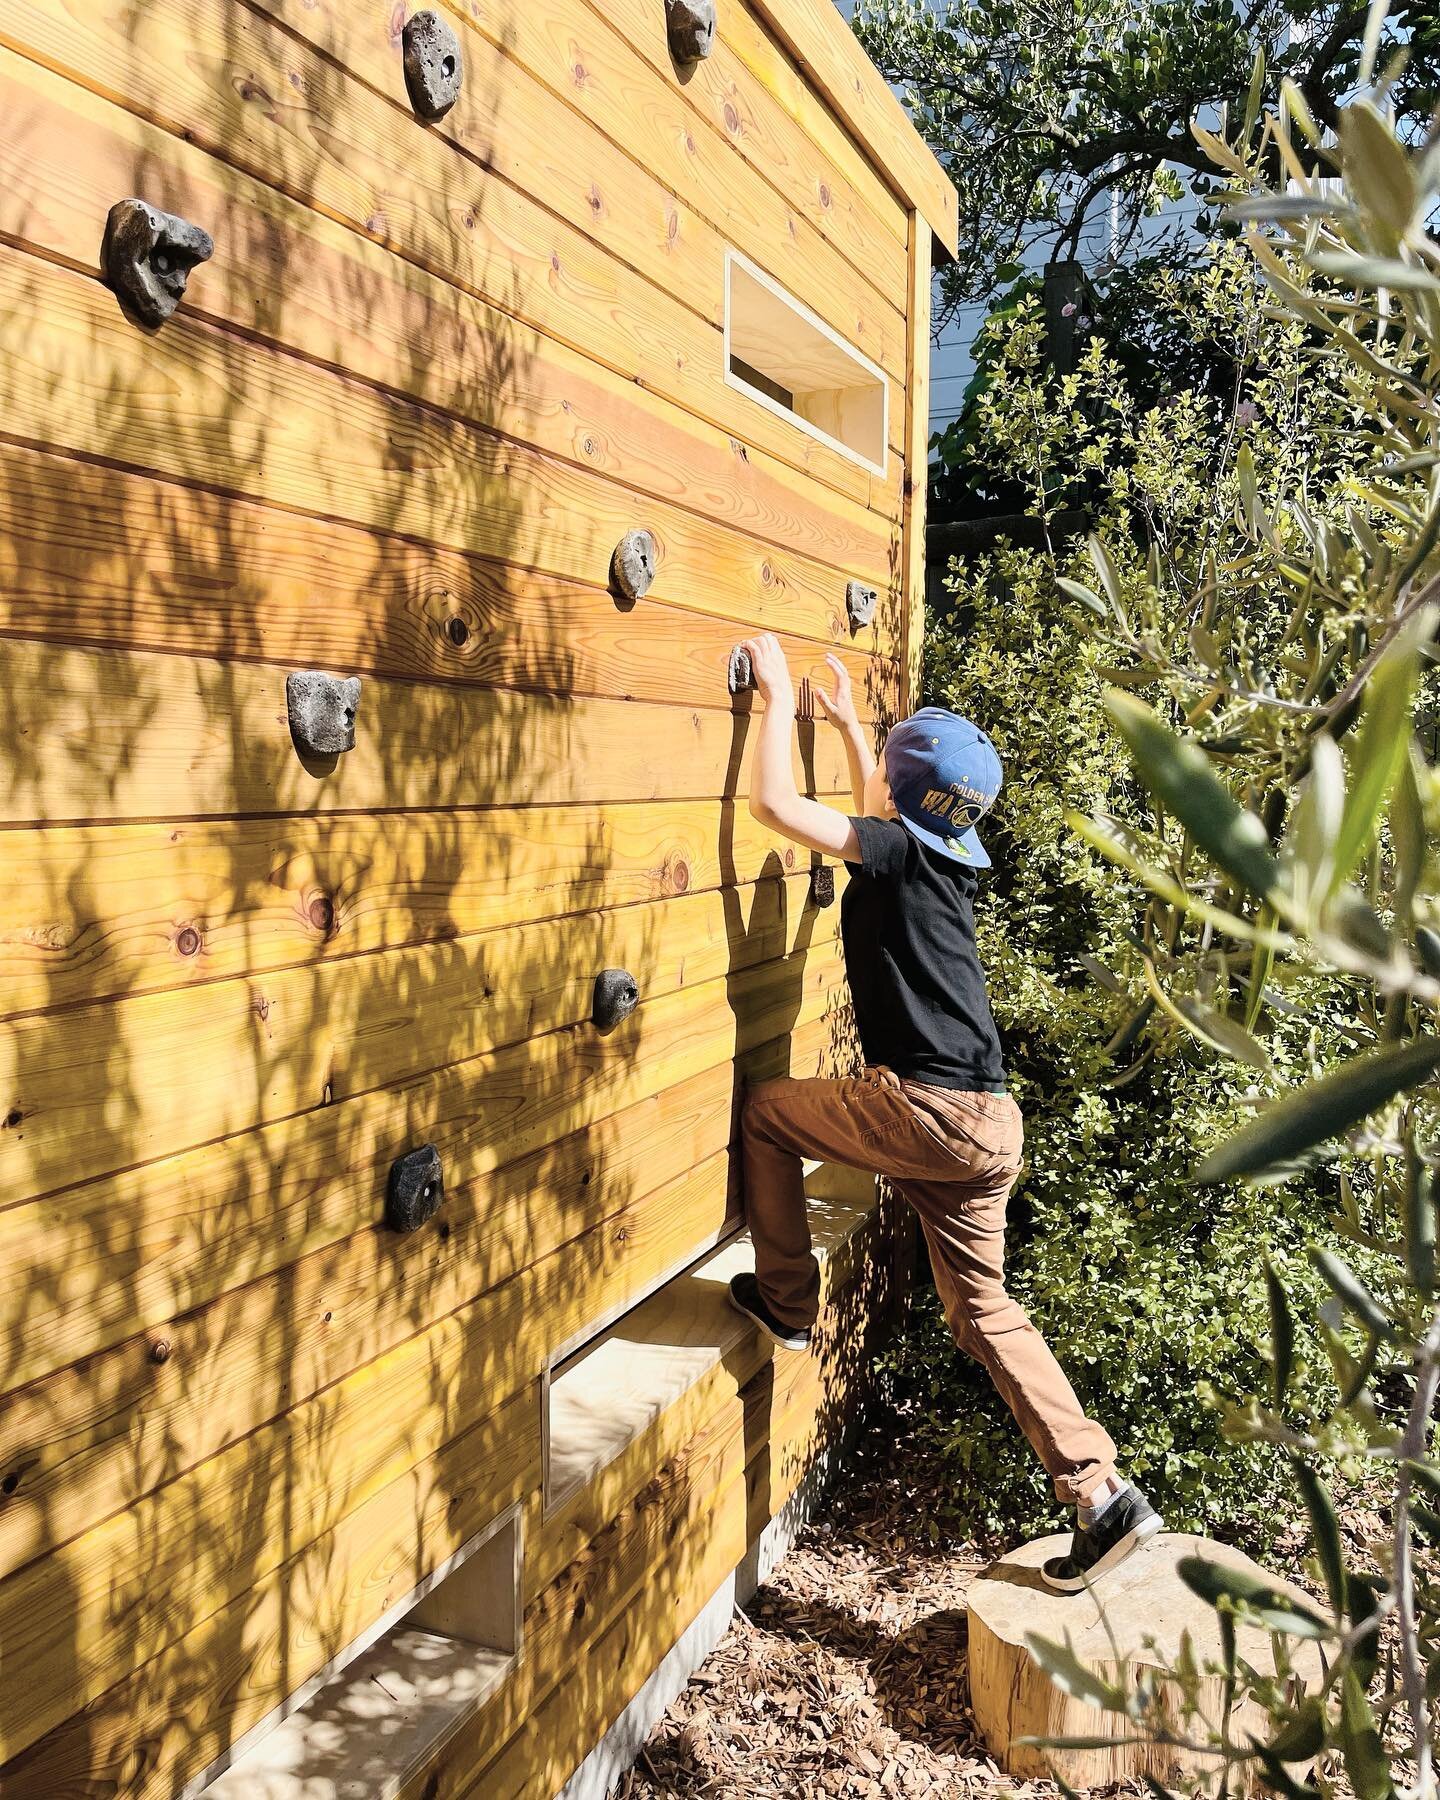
[812,654,859,732]
[742,633,793,708]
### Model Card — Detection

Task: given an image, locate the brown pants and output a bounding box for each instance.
[741,1065,1118,1505]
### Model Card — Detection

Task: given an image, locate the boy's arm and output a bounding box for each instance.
[744,634,862,862]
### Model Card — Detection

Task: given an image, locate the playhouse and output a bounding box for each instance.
[0,0,956,1791]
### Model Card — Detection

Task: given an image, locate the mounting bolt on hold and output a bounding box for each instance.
[727,644,754,695]
[286,671,361,759]
[610,529,657,603]
[811,865,835,908]
[846,580,878,631]
[665,0,716,62]
[402,10,463,120]
[386,1144,445,1234]
[101,199,213,329]
[593,968,640,1032]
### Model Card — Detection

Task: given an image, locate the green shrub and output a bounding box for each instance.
[896,244,1382,1544]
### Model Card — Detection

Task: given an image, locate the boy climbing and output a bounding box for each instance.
[727,632,1161,1591]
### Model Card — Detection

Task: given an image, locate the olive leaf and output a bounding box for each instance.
[1024,1631,1130,1712]
[1100,690,1287,907]
[1194,1036,1440,1183]
[1177,1557,1331,1638]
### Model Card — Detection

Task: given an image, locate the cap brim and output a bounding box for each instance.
[896,808,991,869]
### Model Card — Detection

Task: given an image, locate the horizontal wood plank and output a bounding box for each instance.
[0,636,858,825]
[0,247,901,654]
[0,442,897,718]
[0,53,903,572]
[0,794,851,1019]
[0,974,858,1580]
[0,0,900,506]
[1,871,841,1203]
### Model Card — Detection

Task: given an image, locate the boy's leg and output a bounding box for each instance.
[901,1142,1118,1506]
[741,1066,962,1329]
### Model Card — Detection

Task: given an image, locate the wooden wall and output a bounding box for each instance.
[0,0,945,1791]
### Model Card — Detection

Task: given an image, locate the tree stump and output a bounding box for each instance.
[967,1531,1323,1793]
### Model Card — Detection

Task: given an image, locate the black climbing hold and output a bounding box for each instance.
[727,644,754,695]
[846,580,878,631]
[386,1143,445,1234]
[101,199,214,329]
[665,0,716,63]
[610,529,657,603]
[811,865,835,908]
[286,671,361,758]
[593,968,640,1031]
[403,10,464,120]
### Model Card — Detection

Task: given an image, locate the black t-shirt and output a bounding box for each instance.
[841,814,1006,1089]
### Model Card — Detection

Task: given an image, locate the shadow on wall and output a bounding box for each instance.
[0,0,666,1792]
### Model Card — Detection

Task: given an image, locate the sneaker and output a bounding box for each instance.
[1040,1483,1163,1592]
[727,1272,811,1352]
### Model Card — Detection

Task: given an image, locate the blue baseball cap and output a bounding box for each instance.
[883,708,1002,868]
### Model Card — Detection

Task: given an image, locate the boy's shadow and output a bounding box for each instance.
[719,684,825,1530]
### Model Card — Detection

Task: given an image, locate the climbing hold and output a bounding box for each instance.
[593,968,640,1032]
[846,580,878,631]
[811,865,835,908]
[610,529,657,603]
[286,671,361,758]
[665,0,716,63]
[386,1144,445,1234]
[101,199,214,329]
[402,10,464,121]
[727,644,754,695]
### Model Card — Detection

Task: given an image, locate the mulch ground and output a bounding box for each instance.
[612,1416,1339,1800]
[613,1442,1151,1800]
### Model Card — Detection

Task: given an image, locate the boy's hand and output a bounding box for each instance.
[742,633,794,711]
[812,654,860,733]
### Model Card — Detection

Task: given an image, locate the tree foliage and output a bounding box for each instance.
[853,0,1440,322]
[1009,60,1440,1800]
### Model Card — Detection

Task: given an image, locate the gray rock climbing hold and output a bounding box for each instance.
[610,529,657,602]
[727,644,754,695]
[593,968,640,1031]
[666,0,716,62]
[403,10,464,121]
[101,199,214,329]
[811,865,835,908]
[386,1143,444,1234]
[286,671,361,758]
[846,580,878,631]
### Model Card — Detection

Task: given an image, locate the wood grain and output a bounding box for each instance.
[746,0,959,256]
[0,636,857,826]
[0,1381,541,1798]
[0,441,896,714]
[0,795,852,1018]
[443,0,908,278]
[0,970,857,1579]
[245,0,907,381]
[0,53,904,563]
[0,249,900,655]
[1,873,841,1203]
[0,0,901,504]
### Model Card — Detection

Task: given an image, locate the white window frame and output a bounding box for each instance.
[722,248,889,479]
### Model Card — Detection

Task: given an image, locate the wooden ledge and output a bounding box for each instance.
[544,1163,878,1511]
[196,1507,522,1800]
